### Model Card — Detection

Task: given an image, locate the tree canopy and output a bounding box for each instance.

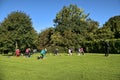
[103,15,120,38]
[0,11,38,53]
[54,4,89,33]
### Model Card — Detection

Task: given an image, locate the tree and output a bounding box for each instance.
[38,27,54,49]
[95,27,114,40]
[50,31,63,46]
[0,11,38,53]
[86,18,99,33]
[85,18,99,41]
[54,4,89,34]
[104,15,120,38]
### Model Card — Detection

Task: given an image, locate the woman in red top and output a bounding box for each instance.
[16,49,20,57]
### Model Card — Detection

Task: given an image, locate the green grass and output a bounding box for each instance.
[0,53,120,80]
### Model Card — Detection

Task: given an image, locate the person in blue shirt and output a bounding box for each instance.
[38,48,47,59]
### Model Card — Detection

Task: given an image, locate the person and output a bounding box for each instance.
[54,48,58,56]
[78,48,84,56]
[15,49,20,57]
[33,49,37,54]
[38,48,47,59]
[25,48,30,57]
[104,41,109,57]
[28,48,31,57]
[68,48,72,56]
[80,48,84,55]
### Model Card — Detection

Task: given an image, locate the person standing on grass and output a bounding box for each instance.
[38,48,47,59]
[68,48,72,56]
[80,48,84,55]
[15,49,20,57]
[104,41,110,57]
[28,48,31,57]
[25,48,29,57]
[54,48,58,56]
[78,47,84,56]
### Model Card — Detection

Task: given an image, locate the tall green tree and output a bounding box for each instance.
[86,18,99,33]
[85,18,99,41]
[50,31,63,46]
[95,27,114,40]
[52,4,90,50]
[104,15,120,38]
[0,11,38,53]
[54,4,89,34]
[38,27,54,49]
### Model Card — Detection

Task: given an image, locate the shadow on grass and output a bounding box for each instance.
[2,53,15,56]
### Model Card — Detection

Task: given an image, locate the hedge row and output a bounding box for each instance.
[47,39,120,54]
[79,39,120,54]
[1,39,120,54]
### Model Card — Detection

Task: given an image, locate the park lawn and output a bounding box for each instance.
[0,53,120,80]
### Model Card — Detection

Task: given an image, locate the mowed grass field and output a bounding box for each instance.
[0,53,120,80]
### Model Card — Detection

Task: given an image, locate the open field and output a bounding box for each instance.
[0,53,120,80]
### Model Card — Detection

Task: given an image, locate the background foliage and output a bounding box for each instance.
[0,11,38,54]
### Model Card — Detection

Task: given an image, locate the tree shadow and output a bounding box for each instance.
[2,53,15,56]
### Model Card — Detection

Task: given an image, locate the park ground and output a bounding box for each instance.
[0,53,120,80]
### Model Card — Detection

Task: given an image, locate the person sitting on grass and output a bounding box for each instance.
[37,48,47,59]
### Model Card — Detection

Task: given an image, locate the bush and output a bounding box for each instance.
[82,39,120,54]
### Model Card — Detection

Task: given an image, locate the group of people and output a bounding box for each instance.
[15,47,47,59]
[15,40,110,59]
[52,48,84,56]
[68,48,84,56]
[15,48,37,57]
[37,47,85,60]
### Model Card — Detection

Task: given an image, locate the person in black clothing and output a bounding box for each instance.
[54,48,58,56]
[104,41,109,57]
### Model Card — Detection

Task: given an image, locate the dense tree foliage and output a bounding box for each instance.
[38,4,120,53]
[54,4,89,34]
[0,11,38,54]
[37,4,99,52]
[103,15,120,38]
[95,27,114,40]
[38,27,54,49]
